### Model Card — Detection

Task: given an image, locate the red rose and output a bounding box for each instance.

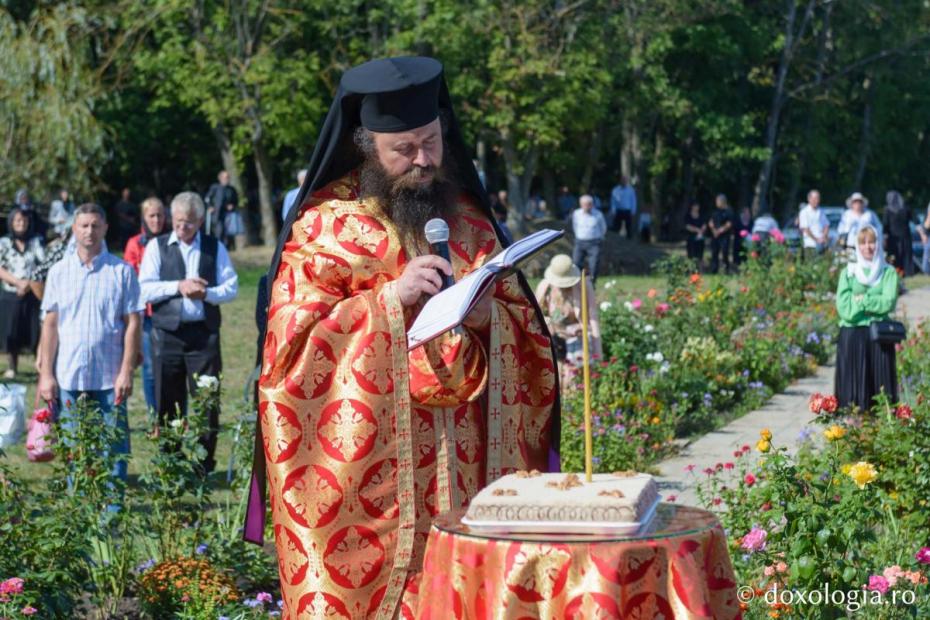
[895,404,913,420]
[821,395,838,414]
[760,501,772,511]
[808,393,824,414]
[744,473,756,487]
[724,462,735,470]
[629,364,639,373]
[34,409,51,423]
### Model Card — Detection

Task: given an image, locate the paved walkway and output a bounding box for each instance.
[655,285,930,506]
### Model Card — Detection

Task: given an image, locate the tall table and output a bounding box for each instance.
[414,503,742,619]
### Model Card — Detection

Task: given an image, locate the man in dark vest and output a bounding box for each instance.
[139,191,238,472]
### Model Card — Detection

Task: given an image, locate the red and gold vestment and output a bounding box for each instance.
[259,171,557,619]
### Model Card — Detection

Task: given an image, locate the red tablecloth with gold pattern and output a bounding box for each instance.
[414,503,742,619]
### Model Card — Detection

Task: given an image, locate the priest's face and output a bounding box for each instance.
[371,118,443,183]
[358,118,459,243]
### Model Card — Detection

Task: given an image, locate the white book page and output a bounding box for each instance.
[406,267,492,347]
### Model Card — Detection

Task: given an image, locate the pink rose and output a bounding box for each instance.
[656,302,670,315]
[915,547,930,565]
[883,566,904,587]
[631,298,642,310]
[256,592,274,603]
[740,527,767,552]
[751,233,761,242]
[771,230,785,244]
[744,473,756,487]
[0,578,24,595]
[740,230,749,239]
[867,575,890,594]
[21,607,37,616]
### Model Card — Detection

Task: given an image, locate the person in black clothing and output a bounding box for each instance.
[138,192,239,473]
[733,206,753,267]
[204,170,239,239]
[684,202,706,271]
[115,188,138,247]
[883,190,913,277]
[708,194,733,274]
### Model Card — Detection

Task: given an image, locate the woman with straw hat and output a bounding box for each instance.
[535,254,602,383]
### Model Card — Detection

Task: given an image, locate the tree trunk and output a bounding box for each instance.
[853,80,874,189]
[501,130,538,235]
[648,128,665,238]
[751,0,816,214]
[212,124,254,242]
[541,166,556,220]
[787,1,833,214]
[579,125,604,192]
[620,115,637,181]
[252,140,277,246]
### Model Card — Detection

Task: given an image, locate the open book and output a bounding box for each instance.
[407,229,563,349]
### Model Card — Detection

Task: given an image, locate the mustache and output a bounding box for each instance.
[390,165,442,192]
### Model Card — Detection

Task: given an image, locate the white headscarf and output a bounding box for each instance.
[847,224,886,286]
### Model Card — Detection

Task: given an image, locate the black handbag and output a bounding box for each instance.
[869,320,906,344]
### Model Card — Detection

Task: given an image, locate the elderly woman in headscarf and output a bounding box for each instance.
[882,190,913,277]
[835,225,898,411]
[0,208,45,378]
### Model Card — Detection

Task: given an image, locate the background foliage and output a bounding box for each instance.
[3,0,930,239]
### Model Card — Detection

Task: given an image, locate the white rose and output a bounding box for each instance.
[660,361,671,374]
[600,301,612,311]
[170,419,183,429]
[644,324,654,333]
[624,301,633,311]
[196,375,220,391]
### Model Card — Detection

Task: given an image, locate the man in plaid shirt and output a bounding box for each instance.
[37,203,143,481]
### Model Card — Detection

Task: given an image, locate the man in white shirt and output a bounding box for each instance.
[281,168,307,222]
[609,176,637,239]
[38,203,142,482]
[139,192,238,473]
[571,194,607,282]
[799,189,829,254]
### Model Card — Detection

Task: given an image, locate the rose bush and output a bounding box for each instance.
[696,324,930,618]
[562,246,837,472]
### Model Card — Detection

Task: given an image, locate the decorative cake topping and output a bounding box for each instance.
[545,473,584,491]
[612,470,638,478]
[598,489,626,499]
[492,488,518,496]
[515,469,542,478]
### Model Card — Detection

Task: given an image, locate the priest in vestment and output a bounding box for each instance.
[249,57,560,619]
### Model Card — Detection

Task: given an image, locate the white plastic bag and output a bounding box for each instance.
[0,384,27,448]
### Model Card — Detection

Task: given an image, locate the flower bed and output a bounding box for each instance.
[0,379,279,619]
[695,323,930,619]
[561,245,839,473]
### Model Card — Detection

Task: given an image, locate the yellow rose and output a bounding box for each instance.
[759,428,772,441]
[650,416,661,425]
[846,461,877,489]
[756,439,771,453]
[823,425,846,441]
[840,463,852,475]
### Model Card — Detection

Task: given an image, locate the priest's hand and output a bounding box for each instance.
[397,255,453,306]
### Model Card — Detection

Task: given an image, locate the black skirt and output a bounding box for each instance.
[835,325,898,411]
[0,289,40,354]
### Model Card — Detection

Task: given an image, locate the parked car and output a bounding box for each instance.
[782,206,845,249]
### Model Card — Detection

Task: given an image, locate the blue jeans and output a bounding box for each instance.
[142,316,156,414]
[58,389,130,482]
[922,239,930,274]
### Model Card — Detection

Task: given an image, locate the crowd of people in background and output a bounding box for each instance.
[3,177,240,485]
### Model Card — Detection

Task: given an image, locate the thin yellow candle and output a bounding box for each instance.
[580,269,593,482]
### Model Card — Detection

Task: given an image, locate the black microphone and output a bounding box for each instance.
[424,218,455,290]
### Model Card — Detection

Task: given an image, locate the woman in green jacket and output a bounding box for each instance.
[835,225,899,410]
